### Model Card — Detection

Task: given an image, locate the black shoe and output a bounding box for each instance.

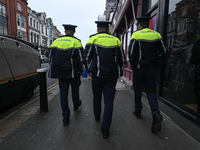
[63,118,69,126]
[95,116,100,122]
[151,113,162,133]
[101,129,109,139]
[74,100,82,111]
[133,110,141,119]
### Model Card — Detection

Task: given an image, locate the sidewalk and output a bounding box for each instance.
[0,77,200,150]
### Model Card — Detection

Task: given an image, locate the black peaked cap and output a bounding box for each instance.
[62,24,77,32]
[95,21,112,28]
[136,16,151,23]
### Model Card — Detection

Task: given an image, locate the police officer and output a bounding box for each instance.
[49,24,83,126]
[128,16,166,133]
[83,21,126,139]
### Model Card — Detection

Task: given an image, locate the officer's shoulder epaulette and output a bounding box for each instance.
[53,36,63,41]
[62,35,81,42]
[133,30,141,34]
[73,36,81,42]
[89,32,116,38]
[110,34,120,39]
[89,33,98,38]
[59,35,65,38]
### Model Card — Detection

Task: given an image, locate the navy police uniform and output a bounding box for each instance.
[49,24,83,124]
[83,21,126,133]
[128,16,166,133]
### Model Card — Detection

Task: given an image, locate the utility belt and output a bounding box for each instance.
[132,60,159,68]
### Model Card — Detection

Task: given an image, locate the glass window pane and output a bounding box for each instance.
[151,0,158,7]
[0,2,7,35]
[0,24,3,34]
[164,0,200,113]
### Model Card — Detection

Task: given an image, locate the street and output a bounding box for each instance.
[1,76,200,149]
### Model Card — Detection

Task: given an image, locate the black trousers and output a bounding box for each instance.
[132,67,160,117]
[92,76,117,130]
[59,75,81,118]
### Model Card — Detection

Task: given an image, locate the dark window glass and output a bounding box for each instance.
[164,0,200,115]
[0,2,7,34]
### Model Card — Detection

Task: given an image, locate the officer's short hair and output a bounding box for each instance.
[98,26,109,32]
[65,30,75,35]
[136,16,151,28]
[139,22,149,28]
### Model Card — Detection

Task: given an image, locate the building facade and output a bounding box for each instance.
[0,0,29,41]
[37,12,48,49]
[53,25,61,41]
[0,0,61,51]
[109,0,200,142]
[46,18,53,46]
[28,7,40,47]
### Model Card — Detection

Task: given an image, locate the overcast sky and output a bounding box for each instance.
[28,0,106,46]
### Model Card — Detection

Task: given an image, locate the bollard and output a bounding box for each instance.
[37,68,48,113]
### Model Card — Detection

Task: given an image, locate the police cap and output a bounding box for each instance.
[95,21,112,28]
[62,24,77,32]
[136,16,151,25]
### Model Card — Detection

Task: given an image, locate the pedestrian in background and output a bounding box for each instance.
[49,24,83,126]
[83,21,126,139]
[128,16,166,133]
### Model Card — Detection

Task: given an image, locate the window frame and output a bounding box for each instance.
[0,2,8,35]
[17,2,22,12]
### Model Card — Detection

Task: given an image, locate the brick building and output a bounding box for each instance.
[0,0,29,41]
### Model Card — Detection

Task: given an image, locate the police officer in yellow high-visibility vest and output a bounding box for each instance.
[128,16,166,133]
[83,21,126,139]
[49,24,83,126]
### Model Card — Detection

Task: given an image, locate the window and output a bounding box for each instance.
[183,19,187,30]
[181,8,186,17]
[21,16,25,27]
[17,31,26,40]
[0,2,6,17]
[18,31,20,37]
[22,31,26,41]
[33,20,35,28]
[177,19,187,32]
[177,23,182,32]
[30,32,33,43]
[42,25,44,33]
[42,38,47,46]
[34,33,36,43]
[171,21,173,30]
[37,22,38,29]
[148,0,158,10]
[150,0,158,7]
[17,2,22,12]
[45,28,48,35]
[164,0,200,116]
[43,16,45,23]
[30,18,32,26]
[170,35,172,47]
[0,2,8,34]
[17,14,26,28]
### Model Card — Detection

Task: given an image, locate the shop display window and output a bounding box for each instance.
[163,0,200,114]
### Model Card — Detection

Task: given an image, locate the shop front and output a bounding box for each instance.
[111,0,200,142]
